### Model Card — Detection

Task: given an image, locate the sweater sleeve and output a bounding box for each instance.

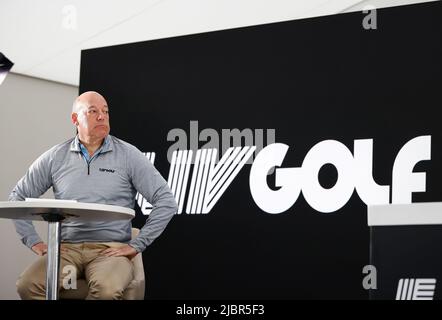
[127,146,177,252]
[9,149,54,248]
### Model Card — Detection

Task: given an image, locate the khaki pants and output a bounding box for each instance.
[16,242,134,300]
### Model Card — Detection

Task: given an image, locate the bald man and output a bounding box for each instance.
[9,91,178,300]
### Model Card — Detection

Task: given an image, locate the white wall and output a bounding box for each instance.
[0,73,77,299]
[0,0,436,85]
[344,0,435,11]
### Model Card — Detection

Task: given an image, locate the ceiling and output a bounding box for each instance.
[0,0,436,86]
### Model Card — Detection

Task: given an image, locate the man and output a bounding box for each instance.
[9,91,178,300]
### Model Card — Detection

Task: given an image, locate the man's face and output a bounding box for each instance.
[74,94,110,140]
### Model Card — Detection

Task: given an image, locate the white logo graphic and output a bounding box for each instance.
[250,136,431,213]
[136,147,256,214]
[396,278,436,300]
[136,135,431,215]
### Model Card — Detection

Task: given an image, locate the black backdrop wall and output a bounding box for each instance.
[79,2,442,299]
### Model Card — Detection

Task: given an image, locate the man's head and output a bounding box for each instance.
[72,91,110,141]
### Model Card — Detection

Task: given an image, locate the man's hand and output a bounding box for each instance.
[31,242,68,256]
[101,245,138,260]
[31,242,48,256]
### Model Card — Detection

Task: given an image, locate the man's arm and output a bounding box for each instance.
[9,149,54,249]
[126,146,178,253]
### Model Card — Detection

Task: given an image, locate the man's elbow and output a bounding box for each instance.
[161,189,178,215]
[8,190,23,201]
[164,186,178,212]
[157,185,178,215]
[170,196,178,214]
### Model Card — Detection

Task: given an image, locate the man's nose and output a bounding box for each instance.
[97,111,107,120]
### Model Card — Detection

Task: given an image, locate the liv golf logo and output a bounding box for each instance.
[136,122,431,215]
[396,278,437,300]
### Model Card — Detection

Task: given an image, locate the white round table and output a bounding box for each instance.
[0,200,135,300]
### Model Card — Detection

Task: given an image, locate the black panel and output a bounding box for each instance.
[80,2,442,299]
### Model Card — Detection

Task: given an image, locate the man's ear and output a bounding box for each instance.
[71,113,79,125]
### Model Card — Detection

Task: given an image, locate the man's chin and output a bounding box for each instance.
[94,129,110,139]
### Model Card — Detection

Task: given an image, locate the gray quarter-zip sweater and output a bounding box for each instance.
[9,135,178,253]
